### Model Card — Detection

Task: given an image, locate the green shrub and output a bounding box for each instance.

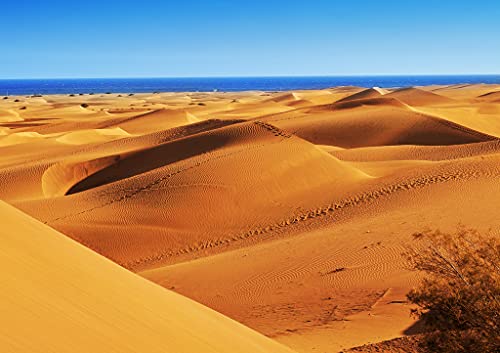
[406,228,499,353]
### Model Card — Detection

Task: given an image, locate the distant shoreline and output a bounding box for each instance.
[1,75,500,96]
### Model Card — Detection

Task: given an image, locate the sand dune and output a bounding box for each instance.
[336,87,388,103]
[0,201,295,353]
[477,90,500,102]
[426,83,500,100]
[0,118,241,202]
[267,92,302,103]
[0,108,24,122]
[140,145,500,346]
[17,120,370,268]
[55,127,132,144]
[1,85,499,353]
[109,109,202,134]
[0,127,131,148]
[327,139,500,162]
[332,96,409,110]
[0,131,47,146]
[262,102,495,148]
[385,87,454,106]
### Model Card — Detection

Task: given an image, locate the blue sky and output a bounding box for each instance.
[1,0,499,78]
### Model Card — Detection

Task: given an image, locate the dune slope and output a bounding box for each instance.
[17,120,369,268]
[0,201,295,353]
[262,103,495,148]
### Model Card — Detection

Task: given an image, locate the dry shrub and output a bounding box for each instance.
[406,228,500,353]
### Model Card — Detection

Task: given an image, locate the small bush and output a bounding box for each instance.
[406,228,500,353]
[80,103,89,108]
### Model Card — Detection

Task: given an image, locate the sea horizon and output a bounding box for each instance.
[1,74,499,96]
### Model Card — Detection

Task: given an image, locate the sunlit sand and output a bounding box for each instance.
[1,84,499,352]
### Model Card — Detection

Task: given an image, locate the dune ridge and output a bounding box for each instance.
[335,87,388,103]
[385,87,455,106]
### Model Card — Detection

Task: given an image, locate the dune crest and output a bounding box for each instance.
[336,87,387,103]
[55,127,131,145]
[386,87,454,106]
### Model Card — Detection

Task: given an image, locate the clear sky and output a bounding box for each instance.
[1,0,499,78]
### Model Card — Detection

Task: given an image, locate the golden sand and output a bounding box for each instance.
[1,85,499,352]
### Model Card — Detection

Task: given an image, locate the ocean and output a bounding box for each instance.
[1,75,499,96]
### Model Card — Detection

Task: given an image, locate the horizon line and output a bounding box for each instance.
[1,73,500,81]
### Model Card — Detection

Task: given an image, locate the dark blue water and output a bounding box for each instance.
[1,75,499,96]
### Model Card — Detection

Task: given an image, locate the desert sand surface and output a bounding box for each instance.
[0,200,295,353]
[1,85,499,352]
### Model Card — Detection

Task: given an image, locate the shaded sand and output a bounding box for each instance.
[1,85,499,352]
[0,201,295,353]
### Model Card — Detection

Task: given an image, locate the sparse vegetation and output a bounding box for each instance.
[406,228,500,353]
